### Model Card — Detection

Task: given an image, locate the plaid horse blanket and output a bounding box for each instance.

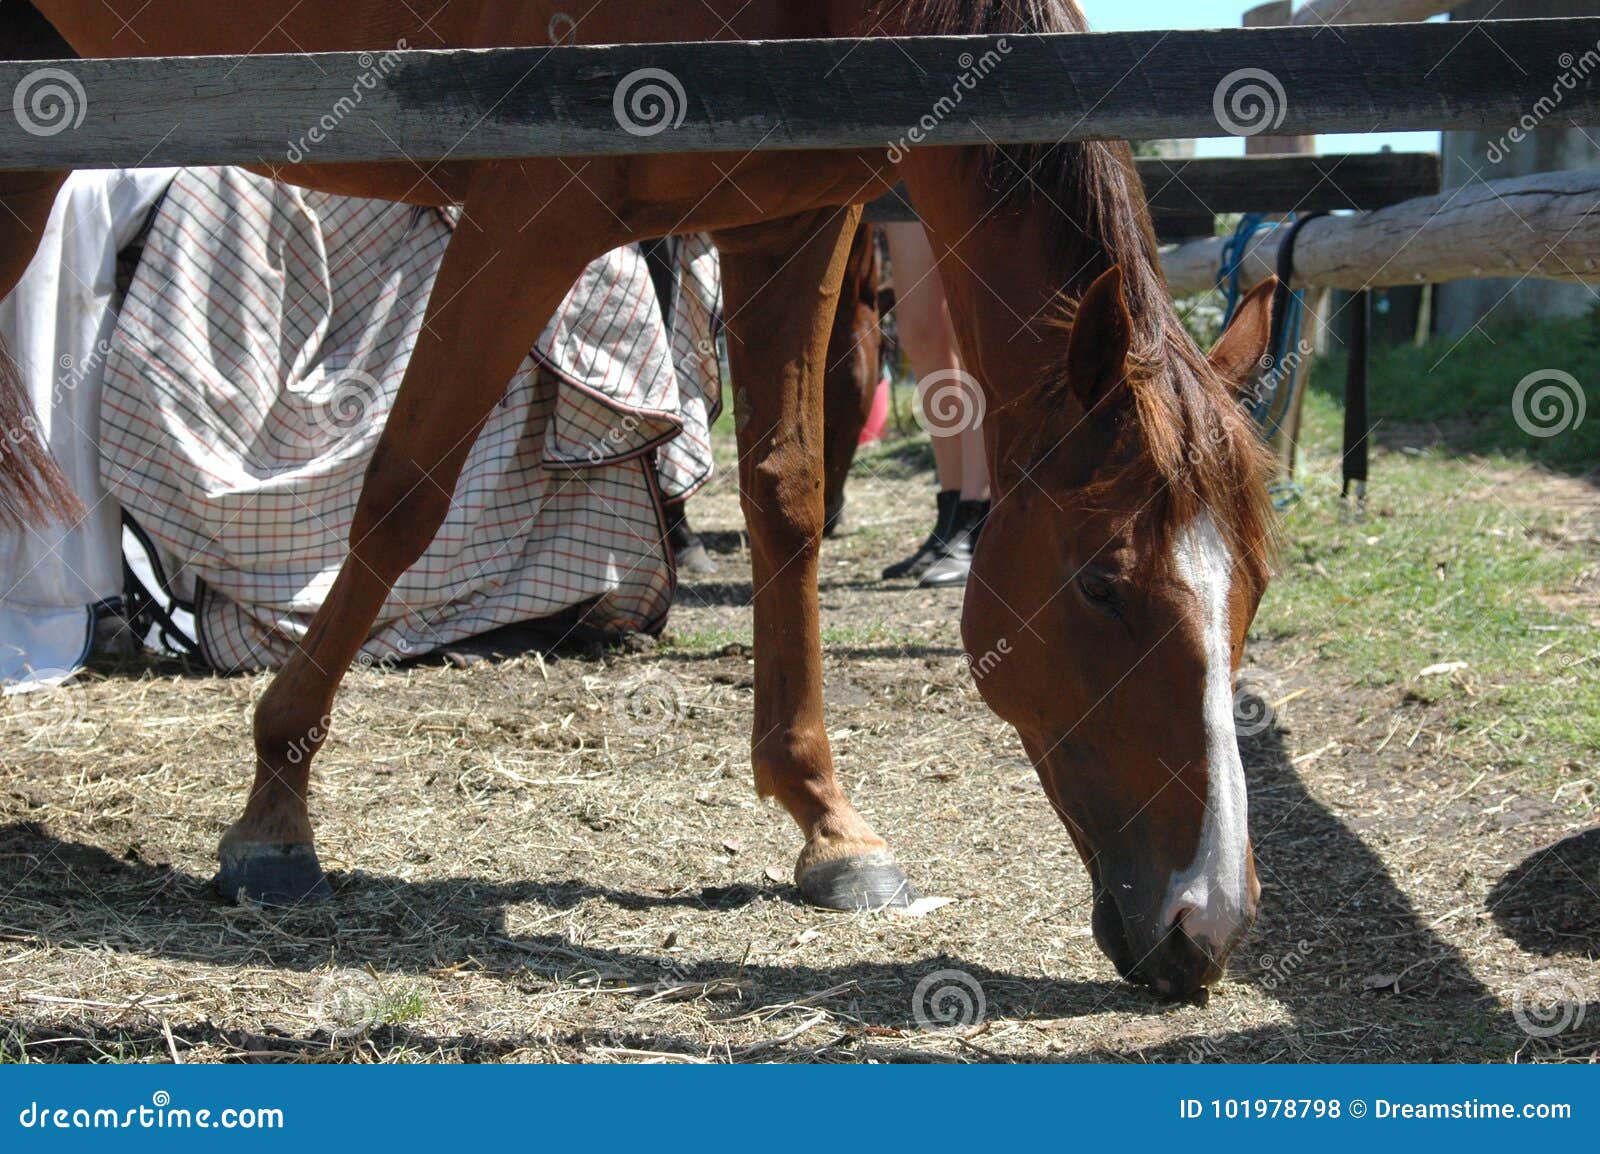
[100,168,719,671]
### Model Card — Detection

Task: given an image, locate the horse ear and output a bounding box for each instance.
[1066,265,1133,414]
[1209,277,1279,396]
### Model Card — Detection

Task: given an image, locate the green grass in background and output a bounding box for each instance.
[1308,309,1600,474]
[1263,318,1598,790]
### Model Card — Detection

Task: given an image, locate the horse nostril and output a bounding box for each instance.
[1167,904,1196,935]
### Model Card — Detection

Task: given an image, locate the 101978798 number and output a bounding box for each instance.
[1179,1099,1344,1120]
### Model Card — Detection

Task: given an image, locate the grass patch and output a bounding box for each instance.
[1308,310,1600,473]
[1264,341,1598,792]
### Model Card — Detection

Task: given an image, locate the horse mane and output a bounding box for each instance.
[898,0,1277,586]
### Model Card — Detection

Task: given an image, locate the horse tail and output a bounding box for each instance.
[0,331,83,529]
[0,8,83,529]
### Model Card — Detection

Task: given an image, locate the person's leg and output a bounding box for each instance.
[883,223,964,487]
[880,223,989,585]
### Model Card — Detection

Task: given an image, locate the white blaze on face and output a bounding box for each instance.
[1162,512,1251,949]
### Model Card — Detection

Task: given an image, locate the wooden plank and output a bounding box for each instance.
[1147,152,1443,217]
[866,153,1442,235]
[1160,167,1600,295]
[0,20,1596,168]
[869,193,1218,241]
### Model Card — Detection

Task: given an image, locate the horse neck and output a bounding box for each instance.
[900,146,1164,439]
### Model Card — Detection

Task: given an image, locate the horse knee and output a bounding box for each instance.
[349,451,454,571]
[744,451,825,554]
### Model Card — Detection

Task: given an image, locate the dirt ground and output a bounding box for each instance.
[1,437,1597,1063]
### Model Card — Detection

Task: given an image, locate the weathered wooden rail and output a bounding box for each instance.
[0,19,1597,168]
[868,152,1443,240]
[1162,166,1600,295]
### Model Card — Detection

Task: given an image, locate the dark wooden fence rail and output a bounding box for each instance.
[867,152,1444,240]
[0,20,1596,168]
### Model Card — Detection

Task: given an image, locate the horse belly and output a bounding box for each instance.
[243,164,474,208]
[31,2,465,57]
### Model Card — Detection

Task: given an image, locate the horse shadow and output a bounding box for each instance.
[1129,722,1598,1062]
[1487,828,1600,958]
[0,820,1138,1034]
[3,718,1594,1058]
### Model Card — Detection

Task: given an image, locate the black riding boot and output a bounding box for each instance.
[882,489,959,581]
[664,498,716,576]
[919,499,990,588]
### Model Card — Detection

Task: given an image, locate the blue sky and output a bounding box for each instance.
[1075,1,1440,158]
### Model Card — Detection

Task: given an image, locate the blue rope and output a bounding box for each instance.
[1217,213,1272,323]
[1217,213,1309,509]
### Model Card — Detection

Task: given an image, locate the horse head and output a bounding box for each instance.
[965,266,1279,997]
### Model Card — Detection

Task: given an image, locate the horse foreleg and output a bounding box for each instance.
[714,207,917,910]
[217,172,607,903]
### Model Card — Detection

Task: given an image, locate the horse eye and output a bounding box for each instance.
[1079,576,1115,603]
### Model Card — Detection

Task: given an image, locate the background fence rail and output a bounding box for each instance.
[867,152,1443,239]
[1161,166,1600,295]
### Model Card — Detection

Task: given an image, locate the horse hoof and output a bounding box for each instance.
[797,851,918,911]
[214,843,332,906]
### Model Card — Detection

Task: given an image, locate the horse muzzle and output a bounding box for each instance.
[1090,866,1253,999]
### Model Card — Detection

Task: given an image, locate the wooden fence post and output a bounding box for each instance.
[1243,2,1319,476]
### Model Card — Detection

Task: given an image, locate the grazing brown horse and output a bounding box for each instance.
[1,0,1278,996]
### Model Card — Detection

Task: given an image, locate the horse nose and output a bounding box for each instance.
[1160,854,1260,976]
[1165,899,1252,962]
